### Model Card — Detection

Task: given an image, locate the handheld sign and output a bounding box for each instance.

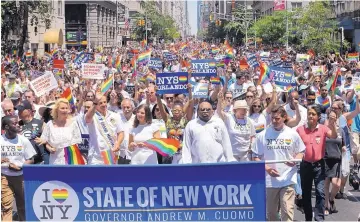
[81,63,106,79]
[193,83,209,98]
[156,72,188,94]
[268,66,296,88]
[148,58,163,69]
[30,71,58,97]
[191,59,217,77]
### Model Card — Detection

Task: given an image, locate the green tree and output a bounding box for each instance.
[1,1,52,56]
[249,11,293,45]
[132,1,180,42]
[224,5,250,36]
[293,1,340,54]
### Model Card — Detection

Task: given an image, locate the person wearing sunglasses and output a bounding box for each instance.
[340,73,354,93]
[311,76,321,96]
[315,85,332,124]
[182,100,235,164]
[305,91,316,107]
[249,99,267,134]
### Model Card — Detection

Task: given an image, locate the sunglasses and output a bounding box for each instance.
[165,97,174,100]
[252,105,261,108]
[347,77,352,80]
[200,108,211,112]
[307,99,315,102]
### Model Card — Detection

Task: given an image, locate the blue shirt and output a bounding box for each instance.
[349,96,360,133]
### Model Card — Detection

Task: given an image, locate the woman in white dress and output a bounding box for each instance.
[249,98,267,134]
[36,98,82,164]
[129,104,160,165]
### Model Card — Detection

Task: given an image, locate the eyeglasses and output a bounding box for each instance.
[200,108,211,112]
[165,97,174,100]
[252,105,261,108]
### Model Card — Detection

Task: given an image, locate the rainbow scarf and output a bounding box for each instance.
[321,97,330,109]
[61,87,75,107]
[101,75,113,93]
[143,138,180,156]
[64,144,85,165]
[101,149,117,165]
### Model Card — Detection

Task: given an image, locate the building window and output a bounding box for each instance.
[58,0,62,16]
[291,2,302,9]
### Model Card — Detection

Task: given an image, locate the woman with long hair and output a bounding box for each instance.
[35,98,82,165]
[248,98,267,134]
[129,104,160,165]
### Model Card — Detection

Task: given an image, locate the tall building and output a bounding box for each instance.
[26,0,65,56]
[161,0,189,38]
[252,0,311,16]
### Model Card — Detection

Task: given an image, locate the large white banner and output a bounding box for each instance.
[81,63,105,79]
[30,71,58,97]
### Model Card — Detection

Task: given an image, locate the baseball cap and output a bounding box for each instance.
[15,100,33,112]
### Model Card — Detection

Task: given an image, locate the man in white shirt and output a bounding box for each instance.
[1,115,37,221]
[252,105,305,221]
[228,72,255,99]
[182,100,235,163]
[284,91,307,129]
[118,99,135,164]
[85,94,124,165]
[23,89,41,120]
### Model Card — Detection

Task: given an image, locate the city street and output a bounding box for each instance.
[294,182,360,221]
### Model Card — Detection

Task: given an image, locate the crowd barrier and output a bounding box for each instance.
[24,162,268,221]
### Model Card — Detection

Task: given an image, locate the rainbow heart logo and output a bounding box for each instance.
[16,146,23,151]
[285,139,292,145]
[208,62,216,67]
[52,189,69,204]
[178,76,187,83]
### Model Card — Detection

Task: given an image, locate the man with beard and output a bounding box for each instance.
[1,115,36,221]
[182,100,235,163]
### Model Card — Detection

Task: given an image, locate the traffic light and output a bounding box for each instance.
[138,19,145,26]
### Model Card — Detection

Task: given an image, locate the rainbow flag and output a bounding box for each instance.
[137,50,151,64]
[101,149,116,165]
[347,53,359,62]
[52,48,59,58]
[285,85,295,93]
[101,75,113,93]
[179,43,188,51]
[210,77,220,85]
[211,47,220,54]
[217,60,225,68]
[115,55,121,71]
[255,124,265,133]
[322,97,330,109]
[258,63,272,85]
[225,48,234,59]
[61,87,75,107]
[326,68,341,92]
[143,138,181,156]
[64,144,85,165]
[25,52,32,59]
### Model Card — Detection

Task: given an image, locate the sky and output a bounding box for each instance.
[187,0,198,35]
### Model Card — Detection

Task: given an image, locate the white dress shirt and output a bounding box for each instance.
[182,116,236,164]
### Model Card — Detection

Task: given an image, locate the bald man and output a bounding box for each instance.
[1,98,15,117]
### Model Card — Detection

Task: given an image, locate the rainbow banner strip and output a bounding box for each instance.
[101,149,117,165]
[101,75,113,93]
[143,138,180,157]
[64,144,85,165]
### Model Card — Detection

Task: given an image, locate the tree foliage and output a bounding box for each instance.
[132,1,180,42]
[224,5,251,36]
[1,1,52,56]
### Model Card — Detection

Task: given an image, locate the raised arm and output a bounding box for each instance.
[286,100,301,128]
[85,93,102,123]
[216,90,226,121]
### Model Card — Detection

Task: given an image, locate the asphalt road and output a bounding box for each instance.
[294,177,360,221]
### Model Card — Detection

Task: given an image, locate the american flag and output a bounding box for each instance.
[125,18,129,30]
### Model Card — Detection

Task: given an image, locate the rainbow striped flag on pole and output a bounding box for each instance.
[143,138,181,157]
[61,87,75,107]
[64,144,85,165]
[137,50,151,64]
[101,75,114,93]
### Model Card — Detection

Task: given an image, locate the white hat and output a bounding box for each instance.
[233,100,249,110]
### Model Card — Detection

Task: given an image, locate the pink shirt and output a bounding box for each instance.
[296,124,330,163]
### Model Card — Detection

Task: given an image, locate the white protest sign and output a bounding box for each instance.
[81,63,105,79]
[30,71,58,97]
[312,66,325,75]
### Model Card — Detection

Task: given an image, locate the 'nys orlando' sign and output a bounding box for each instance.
[191,59,217,77]
[156,72,188,94]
